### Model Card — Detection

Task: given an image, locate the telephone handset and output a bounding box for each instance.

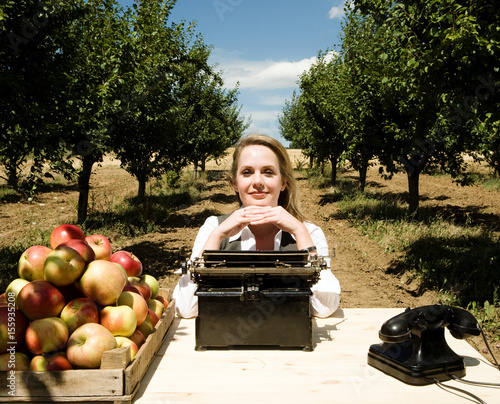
[368,305,481,385]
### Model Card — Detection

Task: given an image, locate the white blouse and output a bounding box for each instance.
[173,215,341,318]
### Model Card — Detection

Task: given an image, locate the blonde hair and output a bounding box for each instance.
[230,134,307,222]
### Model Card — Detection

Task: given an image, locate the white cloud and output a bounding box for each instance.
[328,1,347,19]
[218,55,319,90]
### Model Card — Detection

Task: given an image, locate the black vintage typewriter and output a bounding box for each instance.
[184,250,324,351]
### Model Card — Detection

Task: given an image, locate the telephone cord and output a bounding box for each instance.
[433,378,488,404]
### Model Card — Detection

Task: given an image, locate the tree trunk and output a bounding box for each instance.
[330,156,338,185]
[407,169,420,216]
[7,163,19,191]
[77,156,95,224]
[137,178,146,203]
[193,161,198,179]
[358,160,368,192]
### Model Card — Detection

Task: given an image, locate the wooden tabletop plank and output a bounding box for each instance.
[133,308,500,404]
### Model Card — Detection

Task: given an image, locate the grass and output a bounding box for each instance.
[318,171,500,336]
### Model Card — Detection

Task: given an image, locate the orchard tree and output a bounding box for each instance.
[173,39,248,177]
[113,0,189,201]
[279,91,316,167]
[298,52,348,184]
[0,0,81,192]
[340,10,391,191]
[58,0,133,223]
[353,0,500,214]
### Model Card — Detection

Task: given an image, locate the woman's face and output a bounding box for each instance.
[233,145,286,208]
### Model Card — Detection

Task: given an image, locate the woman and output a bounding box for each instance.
[173,134,340,318]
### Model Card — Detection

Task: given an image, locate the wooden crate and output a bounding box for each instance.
[0,289,175,404]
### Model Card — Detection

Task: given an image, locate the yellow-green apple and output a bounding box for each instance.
[60,297,99,334]
[115,336,139,360]
[43,245,86,287]
[0,306,29,354]
[18,245,52,281]
[85,234,112,261]
[0,352,30,371]
[5,278,29,308]
[136,315,154,339]
[25,317,69,355]
[17,280,66,321]
[50,224,86,249]
[30,351,72,371]
[110,250,143,277]
[127,277,152,302]
[140,274,159,299]
[99,305,137,337]
[148,298,165,320]
[129,329,146,350]
[66,323,118,369]
[79,260,127,306]
[59,239,95,265]
[117,291,148,326]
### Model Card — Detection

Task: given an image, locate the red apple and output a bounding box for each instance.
[25,317,69,355]
[59,239,96,265]
[99,305,137,337]
[129,329,146,350]
[60,297,99,334]
[0,294,6,308]
[147,308,159,328]
[148,298,165,320]
[17,280,66,321]
[43,245,86,287]
[30,352,73,371]
[123,284,143,297]
[50,224,85,249]
[5,278,29,308]
[58,281,84,302]
[140,274,159,299]
[156,295,169,309]
[117,291,148,326]
[18,245,52,281]
[0,306,29,354]
[110,250,143,277]
[0,352,30,371]
[85,234,112,261]
[79,260,127,306]
[127,277,152,302]
[115,336,139,360]
[66,323,118,369]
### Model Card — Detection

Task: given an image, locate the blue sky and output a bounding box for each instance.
[119,0,347,145]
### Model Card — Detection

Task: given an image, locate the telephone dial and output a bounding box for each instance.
[367,304,481,385]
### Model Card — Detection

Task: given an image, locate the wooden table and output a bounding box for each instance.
[133,308,500,404]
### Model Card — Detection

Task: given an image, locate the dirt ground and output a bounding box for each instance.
[1,150,500,359]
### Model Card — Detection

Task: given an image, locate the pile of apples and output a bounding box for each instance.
[0,224,168,371]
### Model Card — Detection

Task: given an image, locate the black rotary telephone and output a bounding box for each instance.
[367,305,481,385]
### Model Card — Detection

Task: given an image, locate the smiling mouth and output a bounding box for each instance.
[250,192,267,198]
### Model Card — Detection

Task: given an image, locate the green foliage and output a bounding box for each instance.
[0,0,248,222]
